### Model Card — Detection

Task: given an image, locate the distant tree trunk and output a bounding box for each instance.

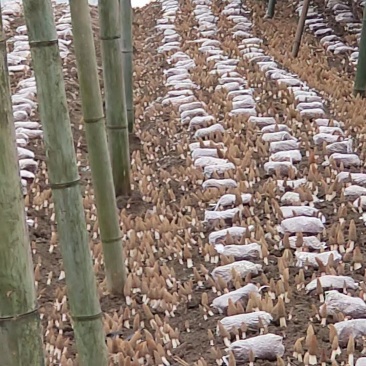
[22,1,109,365]
[265,0,276,18]
[355,6,366,96]
[0,8,45,365]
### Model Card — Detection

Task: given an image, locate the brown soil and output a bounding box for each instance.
[9,0,366,365]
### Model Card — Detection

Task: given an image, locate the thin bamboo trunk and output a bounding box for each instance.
[21,1,108,365]
[355,5,366,96]
[292,0,310,57]
[120,0,134,132]
[69,0,127,292]
[265,0,276,18]
[99,0,131,196]
[0,10,45,365]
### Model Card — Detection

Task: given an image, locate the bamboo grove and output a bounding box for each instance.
[0,0,134,364]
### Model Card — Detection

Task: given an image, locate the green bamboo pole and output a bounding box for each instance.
[69,0,127,292]
[99,0,131,196]
[0,10,45,366]
[265,0,276,18]
[120,0,134,132]
[354,5,366,96]
[21,1,108,365]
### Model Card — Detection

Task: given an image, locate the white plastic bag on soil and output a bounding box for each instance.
[264,161,297,176]
[270,149,302,163]
[269,140,300,153]
[211,284,260,314]
[262,131,296,143]
[204,206,241,222]
[356,358,366,366]
[280,206,325,222]
[337,172,366,185]
[335,319,366,346]
[215,243,261,260]
[295,250,341,267]
[218,311,273,333]
[279,235,326,250]
[211,260,262,282]
[280,216,324,234]
[226,334,285,363]
[214,193,252,209]
[306,275,358,293]
[202,179,238,189]
[329,153,361,167]
[248,116,276,128]
[320,290,366,318]
[209,226,254,245]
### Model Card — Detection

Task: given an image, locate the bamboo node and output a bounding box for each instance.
[0,307,40,322]
[49,178,80,190]
[29,39,58,48]
[71,312,103,322]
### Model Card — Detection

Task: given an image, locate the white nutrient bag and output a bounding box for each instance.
[306,275,358,293]
[204,208,240,223]
[276,178,307,191]
[208,226,255,245]
[313,133,341,145]
[194,157,228,168]
[204,163,235,178]
[194,123,224,139]
[211,260,262,282]
[261,124,290,133]
[280,206,325,222]
[192,148,219,160]
[335,319,366,346]
[353,196,366,210]
[218,311,273,334]
[202,179,238,189]
[17,147,35,159]
[227,334,285,362]
[320,290,366,318]
[264,161,297,176]
[280,216,324,234]
[214,243,261,260]
[211,284,260,314]
[326,139,353,154]
[248,116,276,128]
[269,140,300,154]
[356,358,366,366]
[278,235,326,250]
[344,185,366,200]
[262,131,296,143]
[337,172,366,185]
[318,126,344,136]
[329,153,361,167]
[270,149,302,163]
[19,159,38,170]
[214,193,252,209]
[295,250,341,268]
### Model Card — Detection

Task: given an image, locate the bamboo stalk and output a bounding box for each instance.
[120,0,134,132]
[99,0,131,196]
[0,10,45,365]
[354,5,366,96]
[21,1,108,365]
[265,0,276,18]
[292,0,310,57]
[69,0,127,292]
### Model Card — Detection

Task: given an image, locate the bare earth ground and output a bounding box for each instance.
[7,0,366,365]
